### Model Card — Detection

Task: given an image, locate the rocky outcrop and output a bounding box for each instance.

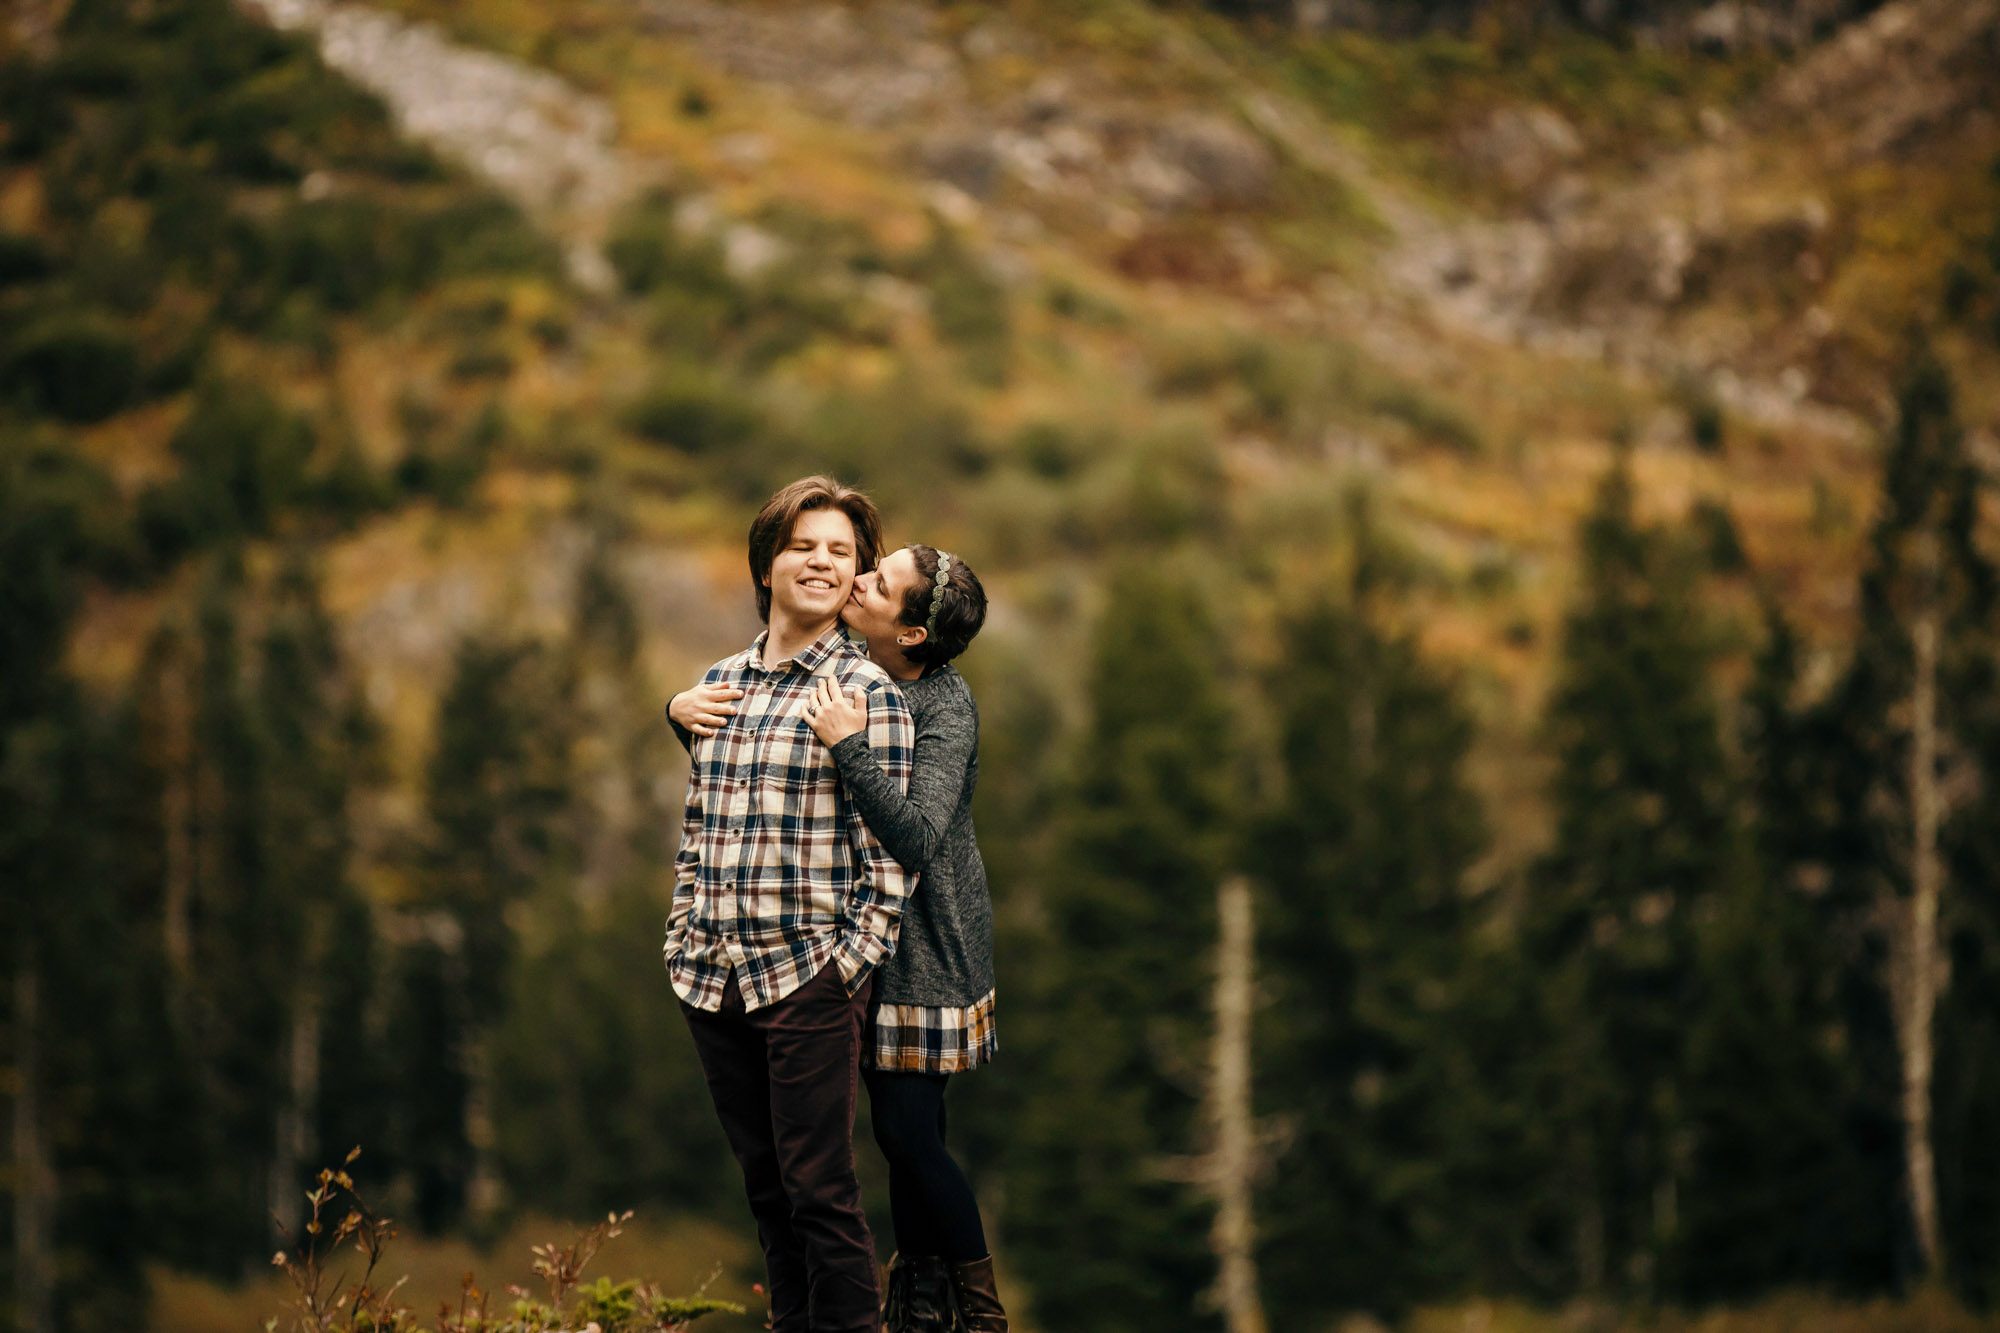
[641,1,1277,223]
[1376,0,1995,429]
[642,0,966,128]
[1761,0,2000,161]
[1293,0,1875,48]
[1457,106,1584,195]
[241,0,654,290]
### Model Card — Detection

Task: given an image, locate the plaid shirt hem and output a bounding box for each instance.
[866,989,998,1074]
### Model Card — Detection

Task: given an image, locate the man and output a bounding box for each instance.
[666,475,916,1333]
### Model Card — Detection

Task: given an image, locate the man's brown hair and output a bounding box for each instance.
[748,475,884,623]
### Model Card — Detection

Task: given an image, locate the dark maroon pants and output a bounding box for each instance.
[681,965,879,1333]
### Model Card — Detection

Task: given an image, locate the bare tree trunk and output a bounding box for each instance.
[14,941,54,1333]
[270,982,320,1242]
[158,649,194,999]
[1899,608,1945,1278]
[1576,1149,1605,1295]
[1210,874,1267,1333]
[464,1032,502,1225]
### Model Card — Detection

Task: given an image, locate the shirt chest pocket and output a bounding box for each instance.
[756,712,838,817]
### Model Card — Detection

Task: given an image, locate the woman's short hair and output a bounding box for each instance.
[747,476,884,623]
[897,544,986,668]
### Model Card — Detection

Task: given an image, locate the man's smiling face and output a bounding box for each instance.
[764,506,859,629]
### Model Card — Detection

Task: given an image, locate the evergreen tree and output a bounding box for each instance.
[1675,603,1897,1297]
[179,559,295,1265]
[251,554,381,1237]
[559,533,677,896]
[1517,459,1736,1299]
[949,647,1063,1214]
[1812,351,1999,1288]
[395,631,573,1230]
[489,880,738,1218]
[1251,564,1490,1323]
[1002,563,1234,1333]
[1,437,191,1330]
[488,541,734,1221]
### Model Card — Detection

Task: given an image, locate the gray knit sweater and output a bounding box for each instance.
[828,665,995,1008]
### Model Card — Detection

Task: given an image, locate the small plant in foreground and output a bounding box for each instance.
[269,1149,743,1333]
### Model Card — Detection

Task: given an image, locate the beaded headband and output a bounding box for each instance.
[925,552,954,636]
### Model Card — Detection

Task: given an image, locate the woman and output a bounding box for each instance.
[669,543,1005,1333]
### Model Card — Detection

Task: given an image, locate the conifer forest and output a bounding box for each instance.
[4,0,2000,1329]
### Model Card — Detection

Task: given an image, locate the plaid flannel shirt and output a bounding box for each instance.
[666,624,916,1013]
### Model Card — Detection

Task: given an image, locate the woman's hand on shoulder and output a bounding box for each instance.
[806,676,868,747]
[669,680,744,738]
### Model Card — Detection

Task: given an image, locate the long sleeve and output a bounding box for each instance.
[828,688,974,875]
[829,678,916,991]
[666,745,703,944]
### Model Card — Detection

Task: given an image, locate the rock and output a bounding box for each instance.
[1690,2,1754,54]
[714,132,771,171]
[1533,172,1593,223]
[721,224,786,280]
[1459,104,1584,192]
[641,0,964,128]
[1123,147,1200,212]
[1765,0,2000,160]
[1021,74,1072,127]
[922,183,981,227]
[960,19,1036,62]
[241,0,645,292]
[918,130,1005,198]
[1150,112,1274,209]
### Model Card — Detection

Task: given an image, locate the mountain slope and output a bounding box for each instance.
[15,0,1999,863]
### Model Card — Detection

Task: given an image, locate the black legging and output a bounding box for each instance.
[863,1069,989,1262]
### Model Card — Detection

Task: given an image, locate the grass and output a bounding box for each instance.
[148,1212,765,1333]
[1409,1291,2000,1333]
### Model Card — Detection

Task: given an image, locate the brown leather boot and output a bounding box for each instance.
[947,1255,1008,1332]
[883,1252,955,1332]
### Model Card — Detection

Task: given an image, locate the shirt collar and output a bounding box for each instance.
[747,622,851,676]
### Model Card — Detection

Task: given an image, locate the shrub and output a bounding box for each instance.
[1365,378,1484,454]
[0,310,143,421]
[606,198,733,299]
[0,431,139,591]
[788,382,986,512]
[1119,424,1227,543]
[308,439,396,524]
[0,232,52,285]
[624,367,760,455]
[1673,373,1726,452]
[140,377,313,560]
[268,196,397,312]
[1691,496,1747,572]
[272,1153,743,1333]
[397,399,507,507]
[420,197,554,282]
[646,287,740,356]
[1012,420,1090,480]
[448,339,515,382]
[1149,332,1298,426]
[1043,276,1125,326]
[928,258,1012,384]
